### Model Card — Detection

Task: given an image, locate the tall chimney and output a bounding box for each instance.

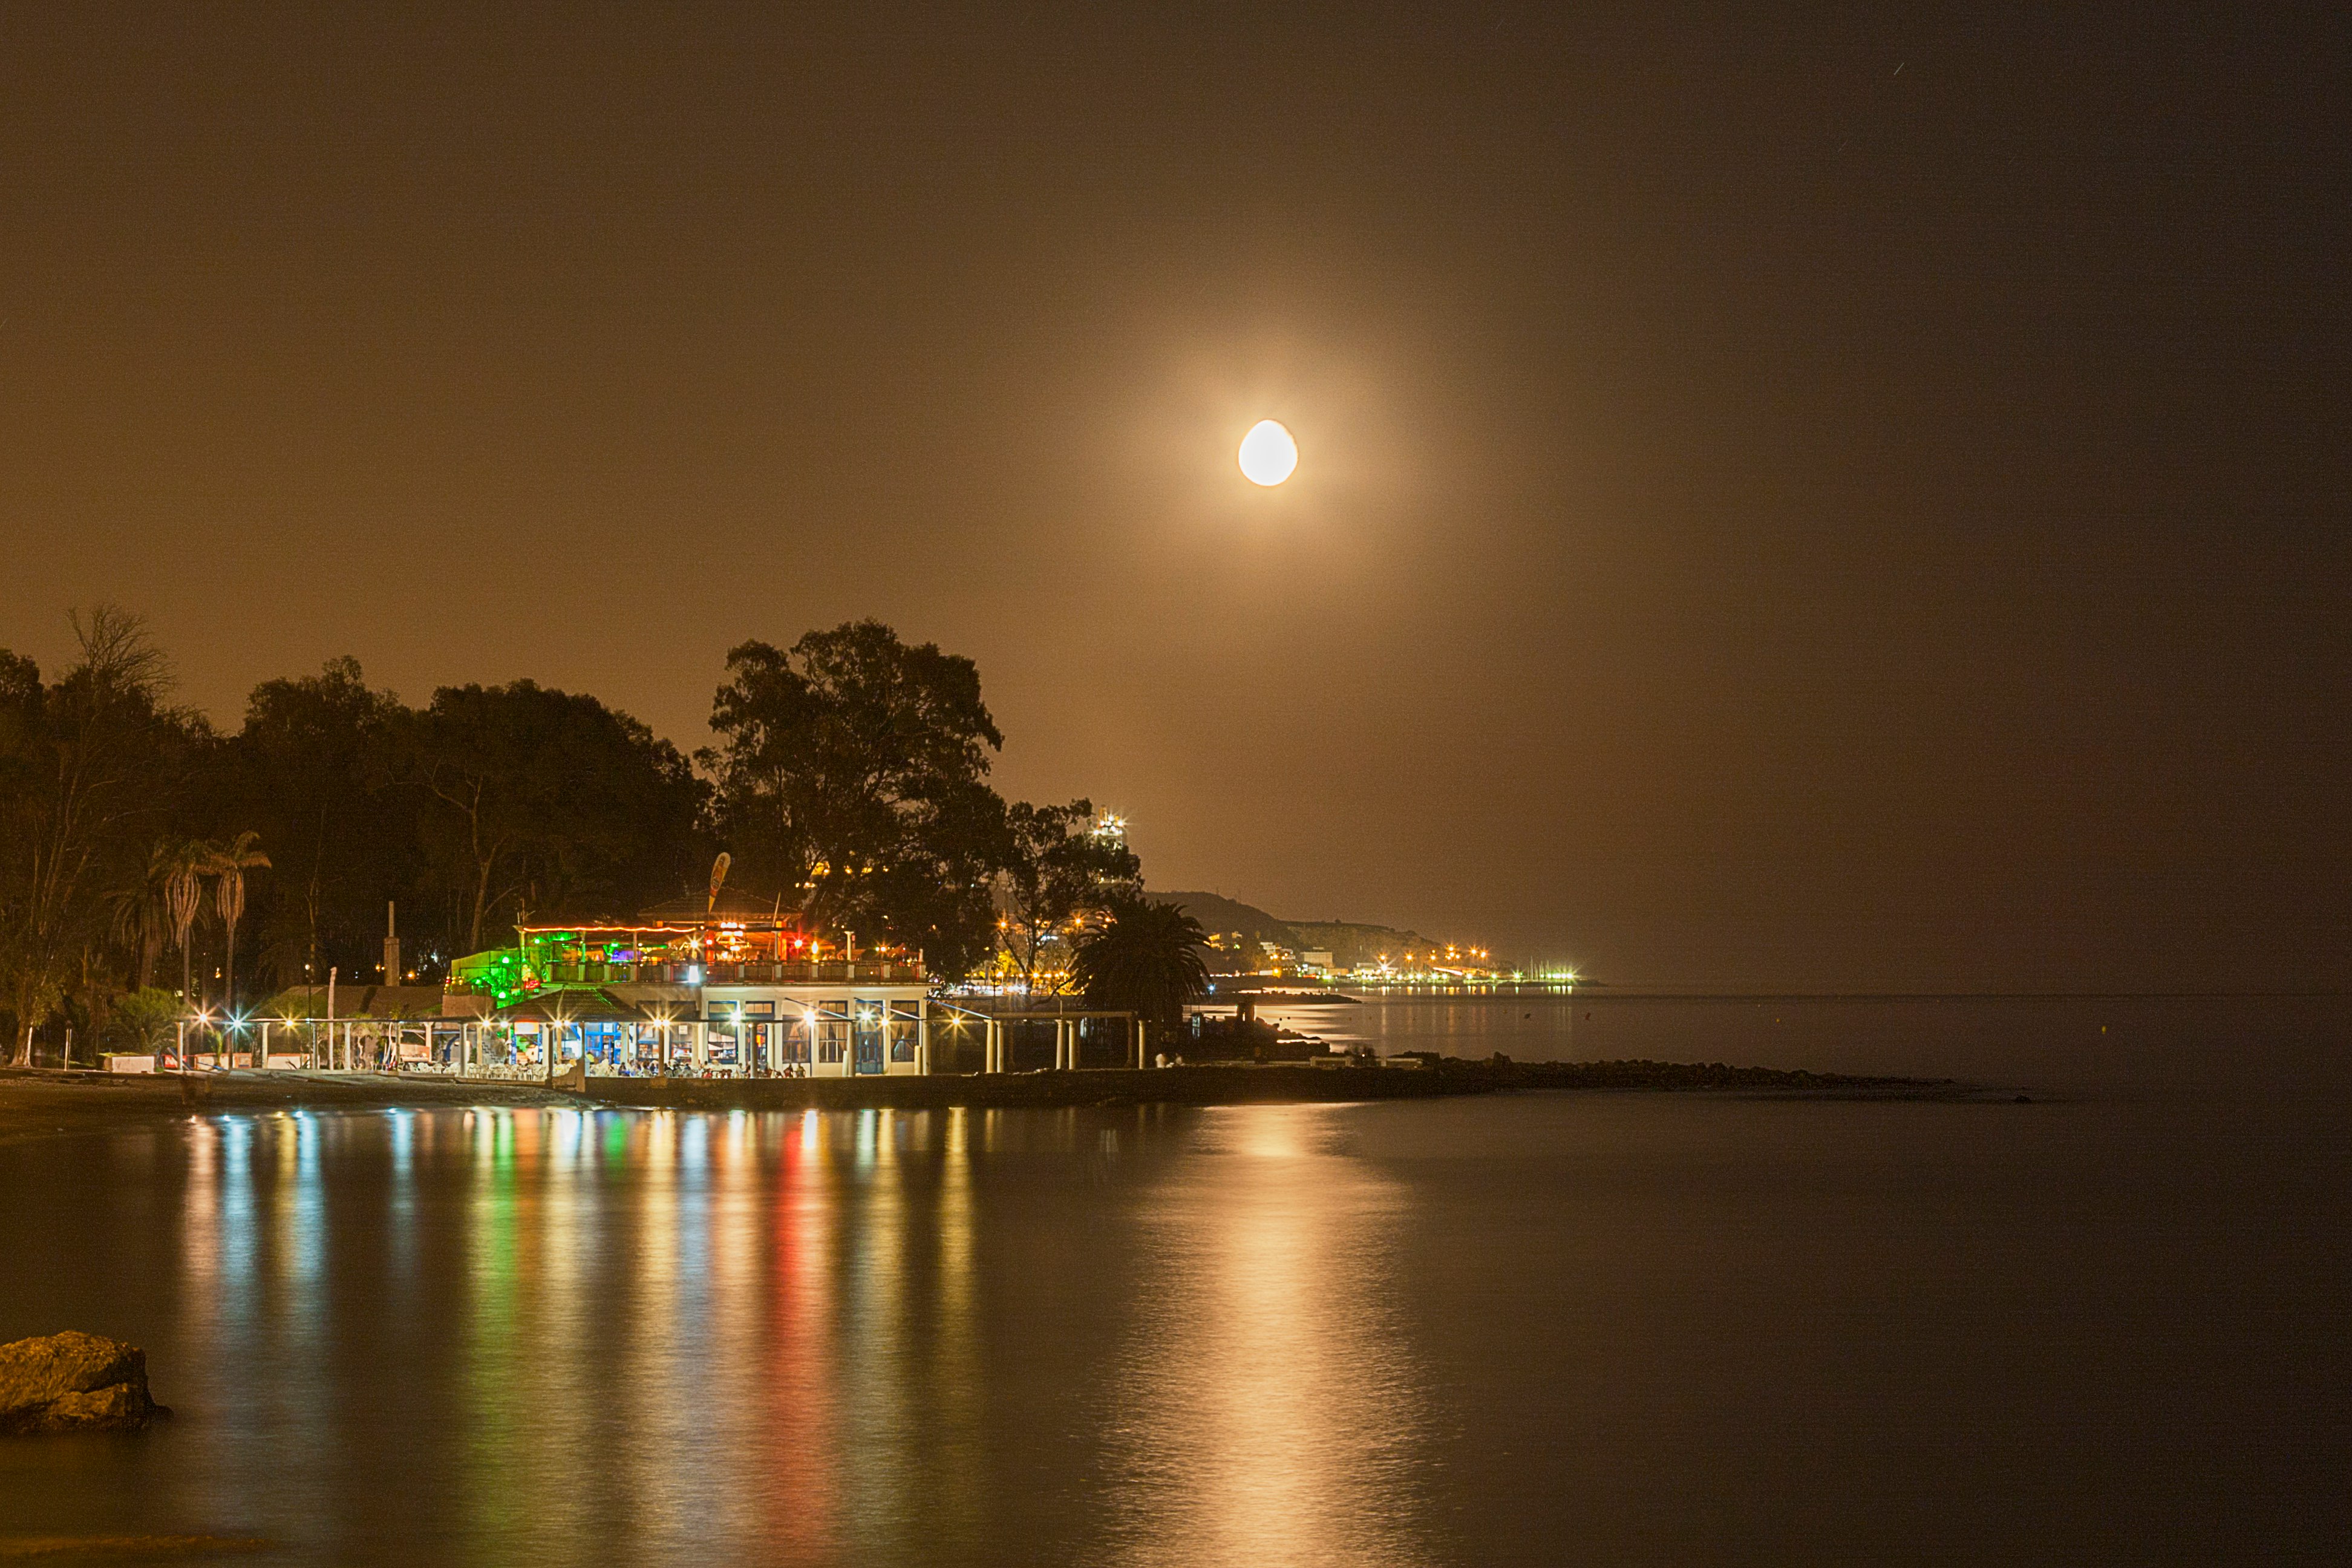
[384,901,402,983]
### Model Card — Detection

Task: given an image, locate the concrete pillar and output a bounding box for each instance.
[917,1009,930,1076]
[1134,1018,1146,1070]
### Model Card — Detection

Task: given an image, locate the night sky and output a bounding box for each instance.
[4,5,2345,989]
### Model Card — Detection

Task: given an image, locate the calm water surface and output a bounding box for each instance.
[2,998,2347,1565]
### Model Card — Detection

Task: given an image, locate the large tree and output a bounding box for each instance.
[997,799,1143,992]
[0,609,202,1064]
[407,680,707,955]
[861,776,1009,981]
[230,657,409,995]
[704,620,1007,974]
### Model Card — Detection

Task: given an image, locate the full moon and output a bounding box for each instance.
[1238,419,1298,486]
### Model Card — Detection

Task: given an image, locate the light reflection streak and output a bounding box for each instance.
[766,1106,843,1561]
[461,1108,528,1557]
[703,1106,762,1547]
[273,1113,325,1342]
[220,1119,255,1328]
[838,1107,913,1558]
[932,1107,984,1531]
[385,1109,416,1286]
[181,1120,220,1371]
[532,1110,594,1560]
[1105,1104,1432,1568]
[619,1111,695,1555]
[153,1100,1437,1565]
[252,1112,336,1545]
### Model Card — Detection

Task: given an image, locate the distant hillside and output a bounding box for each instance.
[1152,890,1446,970]
[1152,890,1297,950]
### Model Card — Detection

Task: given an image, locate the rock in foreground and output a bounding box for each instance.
[0,1331,163,1433]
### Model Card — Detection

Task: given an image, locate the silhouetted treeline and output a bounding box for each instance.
[0,610,1137,1063]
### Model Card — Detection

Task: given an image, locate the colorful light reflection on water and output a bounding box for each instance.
[6,1032,2349,1567]
[0,1103,1438,1566]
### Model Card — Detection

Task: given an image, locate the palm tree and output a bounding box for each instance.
[206,831,270,1063]
[1070,897,1209,1034]
[108,841,180,991]
[163,840,209,1070]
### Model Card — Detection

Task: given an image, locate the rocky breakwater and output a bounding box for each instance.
[0,1331,166,1433]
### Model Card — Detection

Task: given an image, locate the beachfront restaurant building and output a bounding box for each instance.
[442,897,934,1079]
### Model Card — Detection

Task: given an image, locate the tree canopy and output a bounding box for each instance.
[998,799,1143,991]
[1070,898,1210,1032]
[0,609,1140,1050]
[704,620,1009,972]
[0,610,202,1063]
[407,680,707,952]
[232,656,407,985]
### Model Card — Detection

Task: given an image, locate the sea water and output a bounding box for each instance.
[1,997,2345,1565]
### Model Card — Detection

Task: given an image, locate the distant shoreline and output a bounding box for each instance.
[1209,986,2352,1002]
[0,1059,1988,1142]
[581,1060,1982,1112]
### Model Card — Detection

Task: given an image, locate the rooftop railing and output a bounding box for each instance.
[450,957,926,992]
[676,959,925,985]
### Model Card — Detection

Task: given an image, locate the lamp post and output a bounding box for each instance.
[545,1003,569,1088]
